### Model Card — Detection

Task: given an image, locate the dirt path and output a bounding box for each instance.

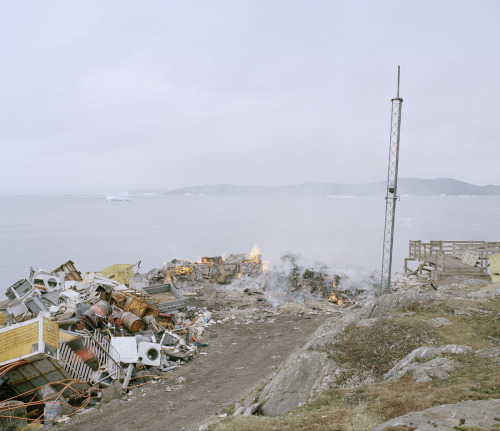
[62,313,327,431]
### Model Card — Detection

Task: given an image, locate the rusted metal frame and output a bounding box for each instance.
[58,342,97,384]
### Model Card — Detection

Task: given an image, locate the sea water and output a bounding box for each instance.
[0,194,498,292]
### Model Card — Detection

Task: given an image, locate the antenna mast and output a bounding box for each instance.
[381,66,403,291]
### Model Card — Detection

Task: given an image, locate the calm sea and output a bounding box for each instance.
[0,194,498,292]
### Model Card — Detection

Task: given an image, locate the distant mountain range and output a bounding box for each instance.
[164,178,500,197]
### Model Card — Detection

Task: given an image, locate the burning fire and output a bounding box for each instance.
[172,266,193,275]
[328,292,345,306]
[249,244,260,259]
[165,266,193,283]
[262,260,269,274]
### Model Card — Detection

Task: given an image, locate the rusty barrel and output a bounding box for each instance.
[75,347,99,370]
[89,300,112,317]
[82,312,100,328]
[122,311,145,333]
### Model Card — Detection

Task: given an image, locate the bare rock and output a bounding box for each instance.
[468,282,500,299]
[359,291,424,319]
[474,347,500,358]
[101,380,124,403]
[384,345,472,382]
[0,401,27,431]
[373,398,500,431]
[426,317,453,327]
[277,302,310,315]
[305,312,360,350]
[134,370,154,385]
[259,350,335,417]
[304,300,337,312]
[356,318,378,327]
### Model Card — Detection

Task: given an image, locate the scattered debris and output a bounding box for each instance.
[0,249,352,427]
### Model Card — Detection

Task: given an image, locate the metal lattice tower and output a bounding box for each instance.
[381,66,403,291]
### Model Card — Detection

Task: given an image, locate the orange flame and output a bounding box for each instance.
[328,292,345,305]
[249,244,260,259]
[262,261,269,274]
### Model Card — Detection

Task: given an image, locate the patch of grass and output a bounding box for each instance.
[445,354,500,394]
[442,310,500,349]
[212,403,382,431]
[397,296,500,350]
[326,317,442,378]
[211,352,500,431]
[212,287,500,431]
[381,427,417,431]
[452,427,489,431]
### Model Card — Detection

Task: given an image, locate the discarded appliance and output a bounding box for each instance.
[137,342,162,367]
[24,296,49,316]
[5,279,32,301]
[29,268,65,292]
[110,337,138,364]
[5,300,29,322]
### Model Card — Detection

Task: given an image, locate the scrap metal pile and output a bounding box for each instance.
[0,259,217,427]
[146,250,264,290]
[0,250,351,427]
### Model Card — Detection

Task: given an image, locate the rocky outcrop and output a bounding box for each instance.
[468,281,500,299]
[373,398,500,431]
[0,401,27,431]
[474,346,500,358]
[254,279,499,421]
[383,345,472,382]
[359,290,424,319]
[257,290,438,416]
[259,350,335,417]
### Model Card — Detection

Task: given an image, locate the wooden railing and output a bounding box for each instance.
[408,240,500,273]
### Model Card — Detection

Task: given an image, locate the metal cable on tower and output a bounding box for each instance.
[381,66,403,291]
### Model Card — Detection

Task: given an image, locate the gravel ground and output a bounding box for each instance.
[61,306,328,431]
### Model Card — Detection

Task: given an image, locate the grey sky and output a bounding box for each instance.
[1,1,499,193]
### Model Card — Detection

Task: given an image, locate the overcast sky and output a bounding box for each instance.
[1,1,499,194]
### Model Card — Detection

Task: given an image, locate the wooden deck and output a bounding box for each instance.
[404,240,500,279]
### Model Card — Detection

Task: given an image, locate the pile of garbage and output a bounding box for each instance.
[0,249,359,427]
[390,272,430,291]
[150,251,352,308]
[0,260,215,426]
[264,254,365,307]
[146,249,264,291]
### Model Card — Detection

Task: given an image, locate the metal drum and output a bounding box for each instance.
[122,311,145,333]
[89,300,112,317]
